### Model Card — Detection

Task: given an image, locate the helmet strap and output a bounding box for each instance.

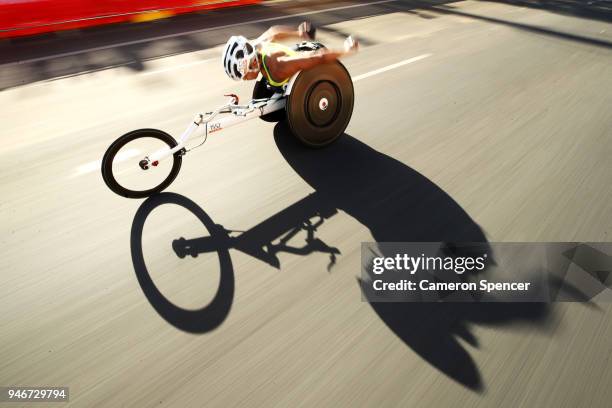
[239,46,260,80]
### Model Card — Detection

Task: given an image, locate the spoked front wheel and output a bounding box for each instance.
[101,129,183,199]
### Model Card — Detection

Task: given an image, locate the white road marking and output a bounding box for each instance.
[74,148,140,176]
[3,0,400,67]
[353,54,431,82]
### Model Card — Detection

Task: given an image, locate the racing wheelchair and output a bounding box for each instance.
[101,41,354,199]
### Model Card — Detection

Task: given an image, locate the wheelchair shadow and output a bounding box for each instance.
[273,122,552,392]
[130,191,342,333]
[173,193,342,272]
[131,193,235,333]
[129,123,553,391]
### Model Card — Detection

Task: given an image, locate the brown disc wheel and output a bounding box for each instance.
[286,61,354,148]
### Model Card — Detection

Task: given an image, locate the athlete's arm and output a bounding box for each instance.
[257,22,313,43]
[267,38,359,80]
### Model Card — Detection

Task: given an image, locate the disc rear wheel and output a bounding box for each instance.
[286,62,354,148]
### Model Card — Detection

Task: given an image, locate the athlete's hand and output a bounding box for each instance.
[344,36,359,54]
[298,21,315,40]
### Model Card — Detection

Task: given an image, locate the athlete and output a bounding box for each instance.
[221,21,359,86]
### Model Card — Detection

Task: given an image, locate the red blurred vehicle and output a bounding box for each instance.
[0,0,260,39]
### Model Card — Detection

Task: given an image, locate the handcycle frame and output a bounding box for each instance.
[140,74,298,169]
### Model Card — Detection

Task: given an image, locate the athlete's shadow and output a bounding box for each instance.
[273,122,551,392]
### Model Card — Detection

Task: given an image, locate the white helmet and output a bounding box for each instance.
[222,35,258,81]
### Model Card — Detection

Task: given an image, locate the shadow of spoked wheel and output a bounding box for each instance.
[130,192,234,333]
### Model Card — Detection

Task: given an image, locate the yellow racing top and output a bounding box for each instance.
[259,42,297,87]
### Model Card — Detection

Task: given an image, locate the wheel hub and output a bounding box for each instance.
[319,97,329,111]
[306,81,340,127]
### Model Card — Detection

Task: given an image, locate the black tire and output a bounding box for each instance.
[252,78,286,123]
[286,61,354,148]
[101,129,182,199]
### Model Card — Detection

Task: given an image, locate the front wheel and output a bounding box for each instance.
[101,129,182,199]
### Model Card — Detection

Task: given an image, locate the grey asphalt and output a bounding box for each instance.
[1,0,611,407]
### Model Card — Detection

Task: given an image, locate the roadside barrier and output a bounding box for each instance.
[0,0,261,39]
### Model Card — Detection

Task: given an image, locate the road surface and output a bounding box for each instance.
[1,0,611,406]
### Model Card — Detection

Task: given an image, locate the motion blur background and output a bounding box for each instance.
[1,0,611,407]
